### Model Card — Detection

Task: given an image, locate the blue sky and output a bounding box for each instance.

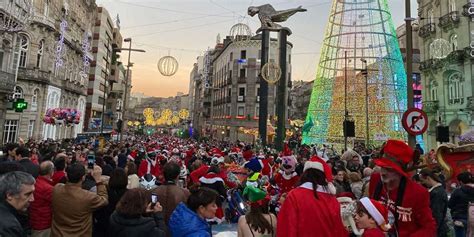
[96,0,418,97]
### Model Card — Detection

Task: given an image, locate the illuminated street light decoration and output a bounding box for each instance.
[157,56,179,76]
[127,121,133,126]
[178,109,189,119]
[0,0,33,33]
[201,50,212,89]
[55,2,69,69]
[79,32,91,82]
[171,116,180,125]
[303,0,407,145]
[261,62,281,84]
[161,109,172,120]
[166,120,173,126]
[429,38,452,59]
[143,108,154,118]
[134,121,141,126]
[229,23,253,45]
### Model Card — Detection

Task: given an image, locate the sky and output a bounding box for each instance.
[96,0,418,98]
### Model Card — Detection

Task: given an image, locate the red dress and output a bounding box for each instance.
[274,170,299,194]
[277,183,349,237]
[368,173,436,237]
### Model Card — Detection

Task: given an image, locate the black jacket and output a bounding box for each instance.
[429,185,448,237]
[0,202,26,237]
[108,211,165,237]
[448,184,474,220]
[93,188,127,237]
[18,159,39,179]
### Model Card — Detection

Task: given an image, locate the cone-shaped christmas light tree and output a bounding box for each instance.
[303,0,407,145]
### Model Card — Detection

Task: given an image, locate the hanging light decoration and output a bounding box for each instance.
[0,0,33,33]
[127,121,133,126]
[143,108,154,118]
[261,62,281,84]
[166,120,173,126]
[178,109,189,119]
[229,23,253,45]
[171,116,180,125]
[157,56,179,76]
[430,38,452,59]
[161,109,172,120]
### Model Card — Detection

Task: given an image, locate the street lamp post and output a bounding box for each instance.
[405,0,416,148]
[120,38,145,141]
[361,58,369,147]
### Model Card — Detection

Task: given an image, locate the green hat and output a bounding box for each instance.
[243,186,267,202]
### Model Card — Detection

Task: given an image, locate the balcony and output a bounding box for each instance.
[62,80,86,95]
[419,59,443,72]
[446,50,465,64]
[226,97,231,103]
[31,14,55,31]
[438,11,460,28]
[423,101,439,113]
[0,70,16,94]
[418,23,436,38]
[238,77,246,83]
[463,3,474,18]
[17,68,51,83]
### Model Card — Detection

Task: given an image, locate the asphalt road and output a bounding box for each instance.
[212,223,238,237]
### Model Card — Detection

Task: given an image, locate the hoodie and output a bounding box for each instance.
[108,211,165,237]
[448,184,474,220]
[168,203,211,237]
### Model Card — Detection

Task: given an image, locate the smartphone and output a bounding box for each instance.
[151,193,158,207]
[87,153,95,169]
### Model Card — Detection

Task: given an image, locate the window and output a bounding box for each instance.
[428,9,434,25]
[240,50,246,59]
[258,50,261,59]
[98,97,105,105]
[449,0,456,12]
[31,89,39,111]
[13,86,23,99]
[238,106,245,116]
[19,35,29,68]
[230,52,233,62]
[450,34,458,51]
[255,105,259,117]
[240,68,246,78]
[239,87,245,96]
[36,40,44,68]
[3,120,18,144]
[448,73,463,102]
[0,51,4,69]
[28,120,35,138]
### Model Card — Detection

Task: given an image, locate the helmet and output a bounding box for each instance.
[139,173,158,190]
[281,155,297,172]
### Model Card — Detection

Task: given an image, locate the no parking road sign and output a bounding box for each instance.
[402,108,428,136]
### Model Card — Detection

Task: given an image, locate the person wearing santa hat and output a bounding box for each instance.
[277,156,348,237]
[354,197,391,237]
[273,155,299,195]
[138,148,163,181]
[368,139,436,237]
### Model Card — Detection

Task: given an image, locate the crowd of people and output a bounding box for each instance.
[0,135,472,237]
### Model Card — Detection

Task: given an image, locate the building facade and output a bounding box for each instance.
[84,6,123,133]
[196,34,292,142]
[2,0,95,143]
[417,0,474,149]
[289,80,313,121]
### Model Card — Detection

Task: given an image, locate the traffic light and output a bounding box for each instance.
[12,98,28,112]
[112,46,121,65]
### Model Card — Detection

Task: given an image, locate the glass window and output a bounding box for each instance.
[36,40,44,68]
[238,106,245,116]
[19,35,29,68]
[13,86,23,99]
[3,120,18,144]
[240,50,246,59]
[240,68,246,78]
[239,87,245,96]
[28,120,35,138]
[230,52,233,62]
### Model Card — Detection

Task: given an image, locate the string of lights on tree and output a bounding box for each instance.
[303,0,407,145]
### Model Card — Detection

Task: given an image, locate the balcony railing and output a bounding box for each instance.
[31,14,55,31]
[238,77,246,83]
[438,11,460,28]
[418,23,436,38]
[17,68,51,83]
[419,59,443,71]
[0,70,16,94]
[423,100,439,113]
[468,97,474,109]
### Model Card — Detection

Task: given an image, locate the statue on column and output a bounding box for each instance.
[248,4,306,33]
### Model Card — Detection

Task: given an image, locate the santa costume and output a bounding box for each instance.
[273,155,299,194]
[368,139,436,237]
[138,149,162,180]
[199,171,226,221]
[358,197,390,237]
[277,156,347,237]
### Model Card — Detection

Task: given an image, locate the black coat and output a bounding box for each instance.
[429,185,448,237]
[93,188,127,237]
[108,211,165,237]
[448,184,474,220]
[0,202,26,237]
[18,159,39,179]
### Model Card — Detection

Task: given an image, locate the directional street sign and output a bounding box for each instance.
[402,108,428,136]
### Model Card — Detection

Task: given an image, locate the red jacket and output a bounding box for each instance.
[190,165,209,184]
[51,171,67,185]
[29,176,54,230]
[138,159,162,180]
[368,173,436,237]
[274,171,299,194]
[362,228,385,237]
[277,184,348,237]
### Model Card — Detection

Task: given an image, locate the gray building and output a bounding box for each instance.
[289,80,313,121]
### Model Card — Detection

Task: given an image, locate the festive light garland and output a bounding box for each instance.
[55,19,68,69]
[303,0,407,145]
[79,32,91,82]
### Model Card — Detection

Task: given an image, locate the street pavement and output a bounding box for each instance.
[212,223,238,237]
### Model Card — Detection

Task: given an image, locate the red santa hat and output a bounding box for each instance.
[374,139,413,177]
[304,155,333,182]
[360,197,391,231]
